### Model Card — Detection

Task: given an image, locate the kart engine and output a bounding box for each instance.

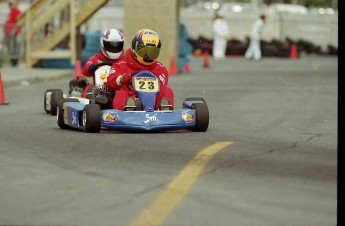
[69,78,89,97]
[93,84,112,97]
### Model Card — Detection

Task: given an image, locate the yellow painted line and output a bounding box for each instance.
[130,141,234,226]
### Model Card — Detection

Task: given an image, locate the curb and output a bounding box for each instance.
[2,72,73,88]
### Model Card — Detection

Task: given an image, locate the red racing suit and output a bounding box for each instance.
[82,50,125,84]
[106,49,174,110]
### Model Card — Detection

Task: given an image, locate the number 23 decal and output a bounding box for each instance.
[139,81,155,90]
[134,78,159,92]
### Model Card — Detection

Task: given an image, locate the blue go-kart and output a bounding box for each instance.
[56,70,209,133]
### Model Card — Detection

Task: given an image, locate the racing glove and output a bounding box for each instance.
[88,64,98,75]
[116,73,131,86]
[122,73,131,85]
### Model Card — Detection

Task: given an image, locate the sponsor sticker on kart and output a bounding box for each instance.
[63,104,68,124]
[144,113,158,124]
[99,71,108,83]
[182,110,195,123]
[102,111,119,123]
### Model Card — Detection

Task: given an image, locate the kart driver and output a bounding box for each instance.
[106,28,174,111]
[71,28,125,108]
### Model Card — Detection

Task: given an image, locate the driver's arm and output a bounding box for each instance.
[106,63,125,91]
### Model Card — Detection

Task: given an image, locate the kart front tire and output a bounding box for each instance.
[50,89,64,116]
[184,97,206,102]
[57,98,79,129]
[44,89,62,114]
[183,97,208,108]
[191,103,209,132]
[82,104,101,133]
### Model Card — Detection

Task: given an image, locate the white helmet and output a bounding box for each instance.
[100,29,124,60]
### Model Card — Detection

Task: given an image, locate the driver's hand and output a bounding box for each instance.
[88,64,97,74]
[121,73,131,85]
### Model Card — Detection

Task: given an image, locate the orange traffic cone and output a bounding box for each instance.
[203,51,210,68]
[74,60,83,79]
[169,56,178,76]
[0,73,9,105]
[290,44,298,60]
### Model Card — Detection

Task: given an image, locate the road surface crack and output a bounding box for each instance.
[205,133,330,175]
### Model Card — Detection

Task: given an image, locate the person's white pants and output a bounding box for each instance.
[245,37,261,60]
[213,37,227,59]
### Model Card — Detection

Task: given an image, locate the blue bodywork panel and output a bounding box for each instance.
[63,102,197,132]
[63,102,84,129]
[99,109,196,131]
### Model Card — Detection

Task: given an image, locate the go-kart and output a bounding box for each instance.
[56,70,209,133]
[43,63,112,115]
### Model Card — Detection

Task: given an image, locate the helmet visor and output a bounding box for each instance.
[136,45,160,62]
[103,40,124,53]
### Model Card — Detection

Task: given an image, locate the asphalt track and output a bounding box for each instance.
[0,55,337,225]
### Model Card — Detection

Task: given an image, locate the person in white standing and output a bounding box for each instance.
[245,14,267,61]
[212,10,231,60]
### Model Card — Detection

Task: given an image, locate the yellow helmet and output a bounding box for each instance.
[131,29,161,66]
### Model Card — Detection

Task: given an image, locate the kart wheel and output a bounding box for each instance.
[50,89,64,116]
[44,89,62,114]
[57,98,79,129]
[82,104,101,133]
[191,103,209,132]
[183,97,207,108]
[184,97,206,102]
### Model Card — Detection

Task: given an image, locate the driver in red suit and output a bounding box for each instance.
[106,29,174,110]
[74,28,125,107]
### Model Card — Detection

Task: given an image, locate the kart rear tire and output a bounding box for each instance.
[44,89,62,114]
[82,104,101,133]
[50,89,64,116]
[191,103,209,132]
[57,98,79,129]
